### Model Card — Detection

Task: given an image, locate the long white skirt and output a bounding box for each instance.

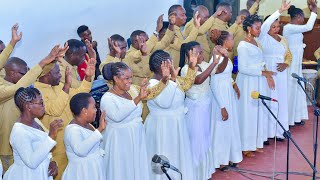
[102,119,149,180]
[145,107,194,180]
[211,81,243,167]
[287,47,309,124]
[266,59,289,138]
[185,95,214,179]
[236,73,269,151]
[62,150,105,180]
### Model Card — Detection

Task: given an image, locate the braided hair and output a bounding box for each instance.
[210,29,230,46]
[14,87,41,112]
[149,50,171,74]
[179,41,200,69]
[288,5,304,19]
[102,62,130,81]
[243,14,262,32]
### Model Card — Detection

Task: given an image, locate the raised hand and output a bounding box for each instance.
[169,60,180,82]
[48,161,58,177]
[65,66,72,86]
[85,39,97,60]
[193,11,201,28]
[57,42,69,58]
[161,60,170,82]
[279,0,291,13]
[97,111,107,133]
[83,58,97,80]
[213,6,224,17]
[139,78,150,99]
[156,14,164,32]
[221,108,229,121]
[38,45,60,68]
[309,0,318,13]
[137,35,148,56]
[168,13,176,31]
[49,119,63,140]
[108,38,121,58]
[10,23,22,46]
[188,48,199,69]
[215,45,229,58]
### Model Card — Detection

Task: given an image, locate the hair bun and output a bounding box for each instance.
[102,62,114,80]
[210,29,222,44]
[288,5,296,15]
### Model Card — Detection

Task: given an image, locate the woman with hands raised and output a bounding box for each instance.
[100,61,170,180]
[144,49,197,180]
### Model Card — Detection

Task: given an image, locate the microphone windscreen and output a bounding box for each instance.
[251,91,259,99]
[152,154,160,163]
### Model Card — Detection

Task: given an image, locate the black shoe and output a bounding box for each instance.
[276,137,284,142]
[229,162,238,168]
[219,166,229,172]
[264,141,270,145]
[295,121,305,125]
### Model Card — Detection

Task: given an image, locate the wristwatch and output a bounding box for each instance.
[153,31,159,37]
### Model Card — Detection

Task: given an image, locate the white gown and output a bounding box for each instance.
[62,124,105,180]
[283,12,317,124]
[210,56,243,168]
[3,122,56,180]
[259,10,289,138]
[236,40,268,151]
[100,88,149,180]
[144,79,194,180]
[181,62,215,180]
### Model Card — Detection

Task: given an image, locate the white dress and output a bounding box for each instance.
[0,159,2,180]
[210,56,243,168]
[259,10,289,138]
[62,124,105,180]
[236,40,268,151]
[100,87,149,180]
[181,62,214,180]
[283,12,317,124]
[144,79,194,180]
[3,122,56,180]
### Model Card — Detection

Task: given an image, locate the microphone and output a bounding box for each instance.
[251,91,278,102]
[152,154,180,173]
[292,73,308,84]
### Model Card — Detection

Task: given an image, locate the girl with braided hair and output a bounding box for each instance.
[3,87,63,180]
[100,62,170,180]
[284,1,318,126]
[144,50,197,180]
[179,40,227,179]
[209,30,243,171]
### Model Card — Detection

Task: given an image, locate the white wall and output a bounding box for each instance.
[0,0,182,66]
[240,0,320,17]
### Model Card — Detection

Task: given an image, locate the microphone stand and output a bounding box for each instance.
[261,99,316,180]
[297,80,320,180]
[161,166,172,180]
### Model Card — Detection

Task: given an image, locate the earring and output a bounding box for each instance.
[248,31,252,38]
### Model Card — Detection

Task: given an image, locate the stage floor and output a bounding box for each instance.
[211,107,320,180]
